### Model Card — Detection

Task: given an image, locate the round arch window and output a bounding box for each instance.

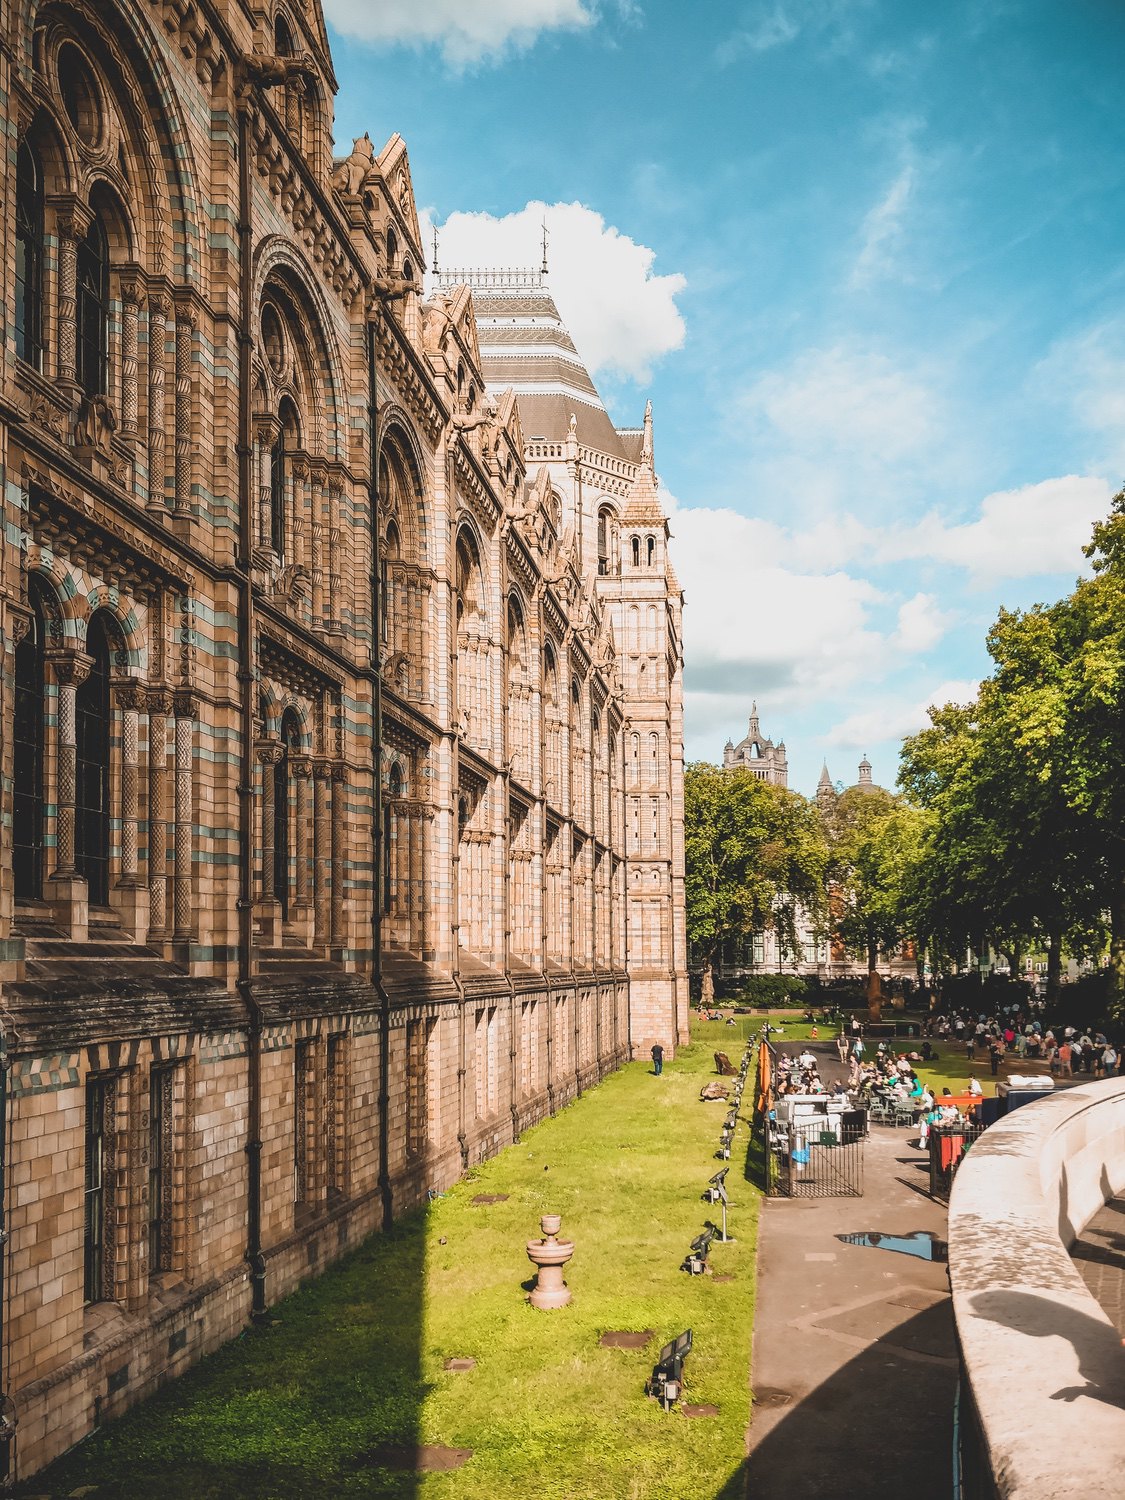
[56,44,102,148]
[261,303,286,377]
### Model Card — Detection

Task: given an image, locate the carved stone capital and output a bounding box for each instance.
[46,648,94,688]
[119,270,147,309]
[8,604,33,648]
[313,759,334,782]
[330,762,348,784]
[113,677,148,713]
[256,740,283,767]
[173,690,198,720]
[290,756,314,780]
[174,301,198,332]
[50,195,94,243]
[147,686,175,717]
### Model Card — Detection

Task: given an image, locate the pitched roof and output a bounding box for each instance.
[442,270,629,460]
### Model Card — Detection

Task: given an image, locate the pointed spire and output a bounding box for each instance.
[641,399,654,469]
[818,761,833,788]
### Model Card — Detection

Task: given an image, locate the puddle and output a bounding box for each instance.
[837,1230,948,1262]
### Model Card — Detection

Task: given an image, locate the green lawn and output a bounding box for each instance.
[30,1039,758,1500]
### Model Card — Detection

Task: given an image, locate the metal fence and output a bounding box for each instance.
[761,1120,865,1198]
[928,1122,986,1199]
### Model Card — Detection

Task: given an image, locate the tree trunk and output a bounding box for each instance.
[866,939,882,1022]
[1110,872,1125,1021]
[1045,926,1062,1008]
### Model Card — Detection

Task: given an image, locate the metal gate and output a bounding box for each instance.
[763,1120,865,1198]
[928,1122,985,1200]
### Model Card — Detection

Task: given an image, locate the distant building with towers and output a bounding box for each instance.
[723,703,788,786]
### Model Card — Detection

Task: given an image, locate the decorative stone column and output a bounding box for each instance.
[313,760,331,949]
[420,808,434,960]
[147,292,169,515]
[52,200,91,396]
[173,306,196,515]
[254,417,280,566]
[291,756,312,918]
[171,693,197,951]
[310,463,326,626]
[330,761,347,950]
[256,740,283,945]
[407,803,422,952]
[327,475,344,634]
[113,679,149,939]
[44,647,93,940]
[147,687,172,944]
[118,273,144,444]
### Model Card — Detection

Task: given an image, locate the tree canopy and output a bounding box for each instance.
[684,764,828,976]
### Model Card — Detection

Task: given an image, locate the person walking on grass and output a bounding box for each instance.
[650,1042,664,1076]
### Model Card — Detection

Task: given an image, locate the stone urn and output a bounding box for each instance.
[526,1213,574,1309]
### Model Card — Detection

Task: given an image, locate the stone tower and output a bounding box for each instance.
[723,703,788,786]
[465,268,690,1053]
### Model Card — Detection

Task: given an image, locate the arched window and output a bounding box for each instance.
[15,141,44,368]
[646,535,655,567]
[274,709,300,920]
[631,536,640,567]
[76,612,113,904]
[597,506,614,577]
[13,582,49,898]
[384,762,403,916]
[76,213,110,397]
[387,227,399,274]
[271,398,299,556]
[382,519,400,646]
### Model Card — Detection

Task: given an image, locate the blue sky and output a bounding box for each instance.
[324,0,1125,794]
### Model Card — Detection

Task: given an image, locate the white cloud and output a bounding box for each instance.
[879,475,1113,582]
[716,0,871,65]
[323,0,594,66]
[666,493,887,710]
[743,344,939,466]
[850,161,916,288]
[892,592,953,653]
[716,4,800,61]
[826,678,978,752]
[1035,321,1125,478]
[426,201,686,384]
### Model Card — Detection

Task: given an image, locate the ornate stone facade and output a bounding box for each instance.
[0,0,685,1480]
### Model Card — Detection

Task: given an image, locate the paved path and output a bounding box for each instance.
[739,1045,955,1500]
[1072,1195,1125,1336]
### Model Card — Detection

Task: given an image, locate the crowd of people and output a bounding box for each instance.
[927,1008,1119,1078]
[774,1047,849,1098]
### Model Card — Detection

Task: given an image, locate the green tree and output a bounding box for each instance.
[899,491,1125,1012]
[823,786,929,1016]
[684,763,828,1002]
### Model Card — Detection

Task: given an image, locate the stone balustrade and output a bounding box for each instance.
[948,1076,1125,1498]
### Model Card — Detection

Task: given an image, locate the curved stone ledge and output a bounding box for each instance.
[948,1077,1125,1498]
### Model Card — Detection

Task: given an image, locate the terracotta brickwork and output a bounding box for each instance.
[0,0,683,1482]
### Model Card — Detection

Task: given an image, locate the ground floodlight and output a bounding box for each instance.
[646,1329,693,1409]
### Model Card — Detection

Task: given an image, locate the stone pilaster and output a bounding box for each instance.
[44,648,93,940]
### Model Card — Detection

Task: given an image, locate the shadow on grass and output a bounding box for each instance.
[22,1215,431,1500]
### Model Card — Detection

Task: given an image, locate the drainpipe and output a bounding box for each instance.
[367,316,395,1232]
[233,92,266,1322]
[0,1029,13,1489]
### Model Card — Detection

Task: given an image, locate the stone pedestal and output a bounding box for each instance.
[526,1213,574,1310]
